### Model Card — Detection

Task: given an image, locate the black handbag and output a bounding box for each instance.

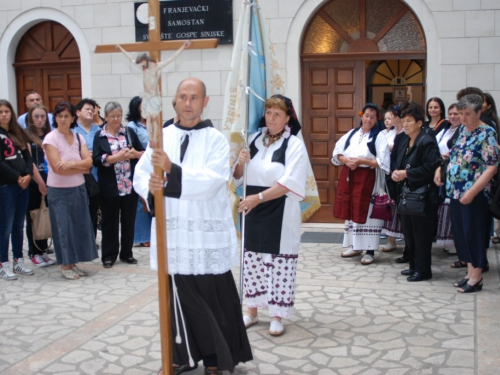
[84,174,100,197]
[489,174,500,219]
[76,134,100,198]
[440,158,449,185]
[397,184,429,217]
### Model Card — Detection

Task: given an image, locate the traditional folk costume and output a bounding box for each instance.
[382,127,404,240]
[133,120,252,372]
[332,122,390,253]
[435,124,460,250]
[240,124,308,318]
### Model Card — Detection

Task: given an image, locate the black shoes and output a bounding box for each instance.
[395,257,409,264]
[400,269,415,276]
[454,278,469,288]
[407,272,432,282]
[457,278,483,293]
[120,257,138,264]
[103,258,137,267]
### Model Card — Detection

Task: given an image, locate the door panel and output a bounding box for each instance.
[302,60,364,222]
[15,21,81,115]
[43,67,82,111]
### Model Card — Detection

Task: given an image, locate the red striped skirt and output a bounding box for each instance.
[334,166,376,224]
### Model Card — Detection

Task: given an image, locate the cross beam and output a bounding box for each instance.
[95,39,219,54]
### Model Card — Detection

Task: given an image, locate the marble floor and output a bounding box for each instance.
[1,225,499,375]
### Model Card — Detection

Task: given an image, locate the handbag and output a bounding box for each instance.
[84,174,100,197]
[370,169,395,221]
[489,175,500,219]
[30,199,52,241]
[397,184,429,217]
[76,134,100,198]
[440,158,449,186]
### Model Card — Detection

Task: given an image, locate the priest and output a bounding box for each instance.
[133,77,252,375]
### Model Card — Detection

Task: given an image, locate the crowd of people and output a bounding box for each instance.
[334,87,499,294]
[1,81,499,372]
[0,92,155,280]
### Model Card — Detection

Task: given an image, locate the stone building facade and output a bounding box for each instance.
[0,0,498,125]
[0,0,499,220]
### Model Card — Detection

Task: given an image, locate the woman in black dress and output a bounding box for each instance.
[391,102,441,281]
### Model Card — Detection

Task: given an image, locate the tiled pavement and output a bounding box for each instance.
[1,224,500,375]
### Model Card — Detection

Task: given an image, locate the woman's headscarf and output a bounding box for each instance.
[344,102,385,156]
[258,94,302,136]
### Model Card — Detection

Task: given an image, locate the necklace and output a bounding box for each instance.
[405,143,413,155]
[262,127,286,148]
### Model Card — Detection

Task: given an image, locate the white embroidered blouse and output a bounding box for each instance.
[331,128,390,174]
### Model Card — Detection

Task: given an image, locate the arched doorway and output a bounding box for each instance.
[301,0,426,222]
[14,21,81,115]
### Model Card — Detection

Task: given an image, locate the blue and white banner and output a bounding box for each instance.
[222,0,320,224]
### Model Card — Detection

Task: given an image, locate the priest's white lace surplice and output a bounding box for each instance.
[133,125,239,275]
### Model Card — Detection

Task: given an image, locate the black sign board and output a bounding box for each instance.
[134,0,233,44]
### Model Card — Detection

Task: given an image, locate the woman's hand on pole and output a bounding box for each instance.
[238,194,260,215]
[233,149,249,179]
[239,149,250,164]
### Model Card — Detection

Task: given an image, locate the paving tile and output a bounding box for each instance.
[1,229,500,374]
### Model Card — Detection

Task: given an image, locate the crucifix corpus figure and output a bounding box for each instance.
[116,40,191,143]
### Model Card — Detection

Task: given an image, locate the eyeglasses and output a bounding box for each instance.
[56,115,72,119]
[107,115,122,120]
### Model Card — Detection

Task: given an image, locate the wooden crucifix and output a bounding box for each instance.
[95,1,219,374]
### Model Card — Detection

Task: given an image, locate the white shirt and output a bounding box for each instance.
[437,126,459,156]
[331,128,390,173]
[236,132,308,255]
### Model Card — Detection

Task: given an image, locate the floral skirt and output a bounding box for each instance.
[243,250,298,318]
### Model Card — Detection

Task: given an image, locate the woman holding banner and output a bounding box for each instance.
[235,95,308,337]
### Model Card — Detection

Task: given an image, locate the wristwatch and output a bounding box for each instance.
[258,192,264,201]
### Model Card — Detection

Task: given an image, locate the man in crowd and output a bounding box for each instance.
[73,98,101,238]
[133,77,252,375]
[162,98,178,128]
[17,91,54,128]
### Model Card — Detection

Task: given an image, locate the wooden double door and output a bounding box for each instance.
[16,67,82,113]
[302,60,364,222]
[15,21,81,115]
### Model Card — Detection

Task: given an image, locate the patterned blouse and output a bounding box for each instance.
[446,124,498,200]
[100,125,132,196]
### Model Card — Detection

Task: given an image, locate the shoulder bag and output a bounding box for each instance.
[76,134,100,197]
[397,183,428,217]
[369,168,395,221]
[30,199,52,243]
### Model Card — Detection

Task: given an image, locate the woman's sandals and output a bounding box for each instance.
[243,314,258,328]
[341,249,363,258]
[269,317,285,336]
[381,242,397,252]
[61,269,79,280]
